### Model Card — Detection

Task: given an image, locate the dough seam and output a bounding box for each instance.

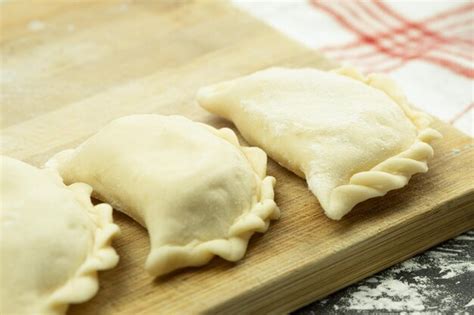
[45,182,120,314]
[145,127,280,276]
[47,120,279,277]
[317,68,442,220]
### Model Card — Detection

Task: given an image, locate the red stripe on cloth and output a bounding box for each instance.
[357,0,401,29]
[322,43,407,74]
[311,1,376,39]
[423,3,474,24]
[418,3,474,47]
[325,44,396,67]
[430,17,474,33]
[442,36,474,46]
[321,43,467,72]
[449,103,474,124]
[356,1,443,61]
[340,1,389,33]
[318,4,472,55]
[312,1,410,59]
[422,55,474,78]
[373,1,447,43]
[372,1,473,52]
[357,2,466,55]
[436,46,473,62]
[310,0,474,78]
[314,1,435,59]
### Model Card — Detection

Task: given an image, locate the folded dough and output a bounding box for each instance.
[197,67,441,220]
[47,114,279,277]
[0,156,119,315]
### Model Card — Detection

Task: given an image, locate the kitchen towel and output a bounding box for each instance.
[233,0,473,135]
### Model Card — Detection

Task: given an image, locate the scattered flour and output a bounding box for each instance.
[118,3,129,11]
[27,20,46,32]
[392,259,425,273]
[109,1,130,13]
[365,277,379,283]
[439,261,474,279]
[427,247,474,279]
[66,24,76,32]
[347,278,426,311]
[323,230,474,313]
[456,234,474,241]
[0,69,17,85]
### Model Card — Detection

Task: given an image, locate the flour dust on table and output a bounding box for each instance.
[295,230,474,314]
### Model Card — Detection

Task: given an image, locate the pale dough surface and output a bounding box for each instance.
[0,156,119,315]
[48,114,279,277]
[198,67,441,219]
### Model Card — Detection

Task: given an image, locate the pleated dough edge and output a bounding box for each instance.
[315,67,443,220]
[43,178,120,315]
[145,125,280,277]
[46,121,279,278]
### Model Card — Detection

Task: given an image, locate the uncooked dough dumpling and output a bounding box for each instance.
[47,114,279,277]
[0,156,119,315]
[197,67,441,220]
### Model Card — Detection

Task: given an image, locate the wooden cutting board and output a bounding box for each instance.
[1,1,473,314]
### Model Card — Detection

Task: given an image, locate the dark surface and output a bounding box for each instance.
[295,230,474,314]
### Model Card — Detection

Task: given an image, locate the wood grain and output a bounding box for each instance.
[1,1,473,314]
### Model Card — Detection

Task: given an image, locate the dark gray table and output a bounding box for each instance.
[295,230,474,314]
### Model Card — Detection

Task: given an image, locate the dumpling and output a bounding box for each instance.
[0,156,119,315]
[46,114,279,277]
[197,67,441,220]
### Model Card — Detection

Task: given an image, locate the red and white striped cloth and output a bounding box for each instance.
[233,0,473,135]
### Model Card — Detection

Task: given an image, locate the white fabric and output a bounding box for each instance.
[233,0,473,136]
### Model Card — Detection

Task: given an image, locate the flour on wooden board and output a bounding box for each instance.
[28,20,46,32]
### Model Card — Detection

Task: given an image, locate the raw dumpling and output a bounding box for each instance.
[47,114,279,277]
[197,67,441,220]
[0,156,119,315]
